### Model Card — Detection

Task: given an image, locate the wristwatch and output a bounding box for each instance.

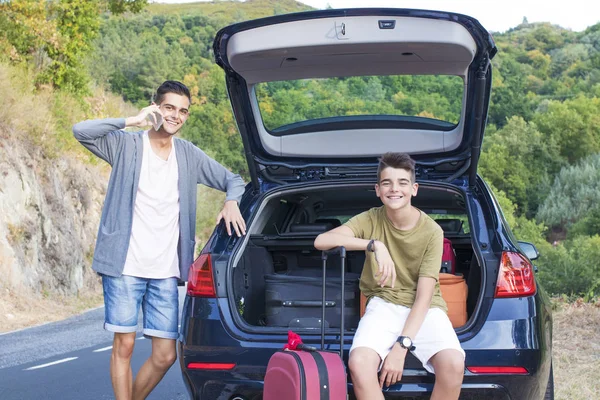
[397,336,415,351]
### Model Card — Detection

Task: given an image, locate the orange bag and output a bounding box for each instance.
[359,273,468,328]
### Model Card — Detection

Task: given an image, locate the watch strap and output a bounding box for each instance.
[367,239,376,252]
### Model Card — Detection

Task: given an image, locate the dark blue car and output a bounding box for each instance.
[178,8,553,400]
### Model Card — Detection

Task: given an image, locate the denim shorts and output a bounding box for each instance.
[101,274,179,340]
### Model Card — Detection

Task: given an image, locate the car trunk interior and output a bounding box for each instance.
[230,182,481,333]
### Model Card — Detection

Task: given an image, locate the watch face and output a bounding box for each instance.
[401,337,412,348]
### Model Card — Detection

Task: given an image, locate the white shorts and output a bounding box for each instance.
[349,296,465,374]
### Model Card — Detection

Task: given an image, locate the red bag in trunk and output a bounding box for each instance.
[263,248,348,400]
[441,238,456,274]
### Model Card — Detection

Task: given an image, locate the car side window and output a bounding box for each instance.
[429,213,470,235]
[262,200,293,234]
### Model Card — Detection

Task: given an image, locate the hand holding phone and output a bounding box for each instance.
[146,110,163,131]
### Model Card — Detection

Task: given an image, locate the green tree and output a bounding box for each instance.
[184,100,247,177]
[567,207,600,239]
[487,183,547,247]
[537,154,600,228]
[0,0,59,62]
[485,183,600,298]
[41,0,103,92]
[537,235,600,297]
[107,0,147,14]
[489,58,537,127]
[0,0,148,93]
[533,96,600,163]
[480,116,561,217]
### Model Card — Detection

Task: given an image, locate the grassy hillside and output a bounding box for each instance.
[0,62,136,161]
[147,0,313,19]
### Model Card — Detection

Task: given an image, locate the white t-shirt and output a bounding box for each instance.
[123,132,181,279]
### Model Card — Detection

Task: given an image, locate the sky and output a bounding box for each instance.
[155,0,600,33]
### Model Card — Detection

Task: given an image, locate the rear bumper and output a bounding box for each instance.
[178,371,531,400]
[179,296,552,400]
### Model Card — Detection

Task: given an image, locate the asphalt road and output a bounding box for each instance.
[0,289,189,400]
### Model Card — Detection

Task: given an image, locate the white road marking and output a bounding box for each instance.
[93,346,113,353]
[24,357,78,370]
[136,336,145,340]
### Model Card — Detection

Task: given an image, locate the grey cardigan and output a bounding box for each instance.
[73,118,245,281]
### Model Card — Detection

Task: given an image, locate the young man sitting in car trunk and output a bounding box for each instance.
[314,152,465,400]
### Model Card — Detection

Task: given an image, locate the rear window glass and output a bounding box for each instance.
[255,75,464,132]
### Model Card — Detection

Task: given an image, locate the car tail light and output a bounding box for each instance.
[494,251,536,298]
[187,253,216,297]
[467,366,528,374]
[187,362,235,370]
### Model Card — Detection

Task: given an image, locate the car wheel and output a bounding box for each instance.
[544,364,554,400]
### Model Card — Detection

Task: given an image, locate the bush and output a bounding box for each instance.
[566,206,600,239]
[486,182,548,246]
[537,153,600,228]
[0,61,136,159]
[479,116,560,218]
[485,182,600,297]
[537,235,600,297]
[195,181,226,256]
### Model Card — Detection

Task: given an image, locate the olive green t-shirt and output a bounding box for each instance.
[345,206,447,313]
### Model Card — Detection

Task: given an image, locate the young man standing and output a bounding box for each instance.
[314,152,465,400]
[73,81,246,400]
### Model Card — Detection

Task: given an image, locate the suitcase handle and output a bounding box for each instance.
[322,246,347,258]
[321,246,346,358]
[282,300,336,307]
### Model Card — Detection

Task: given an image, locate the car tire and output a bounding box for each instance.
[544,364,554,400]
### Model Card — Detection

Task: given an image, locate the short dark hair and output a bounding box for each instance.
[377,152,416,183]
[154,80,191,105]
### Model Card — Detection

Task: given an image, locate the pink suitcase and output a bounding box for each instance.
[263,247,348,400]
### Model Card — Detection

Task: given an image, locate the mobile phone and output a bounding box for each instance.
[146,111,163,131]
